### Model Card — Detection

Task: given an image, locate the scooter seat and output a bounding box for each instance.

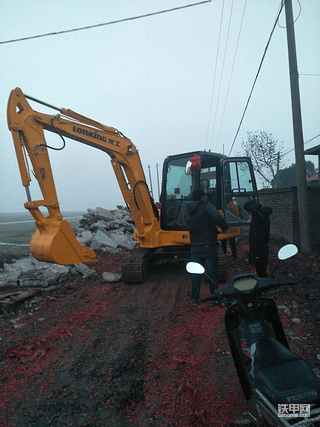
[253,337,320,405]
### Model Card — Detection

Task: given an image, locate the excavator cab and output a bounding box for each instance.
[160,151,258,232]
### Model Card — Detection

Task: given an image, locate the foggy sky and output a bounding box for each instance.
[1,0,319,213]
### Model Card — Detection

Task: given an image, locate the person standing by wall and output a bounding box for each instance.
[244,200,272,277]
[186,188,228,306]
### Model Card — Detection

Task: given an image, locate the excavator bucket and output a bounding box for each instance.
[29,220,97,265]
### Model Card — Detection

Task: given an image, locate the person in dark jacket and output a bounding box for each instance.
[186,188,228,306]
[244,200,273,277]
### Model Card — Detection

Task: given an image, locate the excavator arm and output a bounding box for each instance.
[7,87,160,265]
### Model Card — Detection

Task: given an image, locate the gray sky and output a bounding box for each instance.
[1,0,319,213]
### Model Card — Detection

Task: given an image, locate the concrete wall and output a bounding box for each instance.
[257,187,320,247]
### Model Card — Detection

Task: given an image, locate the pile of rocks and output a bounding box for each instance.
[0,206,137,289]
[0,257,97,289]
[75,206,138,254]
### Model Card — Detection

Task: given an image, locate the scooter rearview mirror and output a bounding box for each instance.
[278,244,298,261]
[271,244,299,275]
[186,262,205,275]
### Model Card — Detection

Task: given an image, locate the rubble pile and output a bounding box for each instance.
[75,206,137,254]
[0,258,97,289]
[0,206,137,289]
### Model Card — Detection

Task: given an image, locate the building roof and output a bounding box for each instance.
[305,144,320,156]
[307,173,319,181]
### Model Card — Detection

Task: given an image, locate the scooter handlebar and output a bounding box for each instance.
[201,279,298,304]
[258,278,299,291]
[201,293,221,303]
[278,280,299,287]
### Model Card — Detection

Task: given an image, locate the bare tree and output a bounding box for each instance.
[241,131,284,187]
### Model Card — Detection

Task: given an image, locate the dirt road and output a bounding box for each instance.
[1,241,319,427]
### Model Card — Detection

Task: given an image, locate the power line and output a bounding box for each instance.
[205,0,225,150]
[283,133,320,157]
[209,0,235,150]
[0,1,211,45]
[299,73,320,77]
[228,0,285,156]
[277,0,301,28]
[215,0,247,149]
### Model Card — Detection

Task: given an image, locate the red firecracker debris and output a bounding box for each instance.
[0,241,319,426]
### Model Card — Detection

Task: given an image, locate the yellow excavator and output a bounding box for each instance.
[7,87,259,283]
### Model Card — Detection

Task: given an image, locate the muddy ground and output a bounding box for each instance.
[0,235,320,427]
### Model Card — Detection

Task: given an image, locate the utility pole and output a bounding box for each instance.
[284,0,312,253]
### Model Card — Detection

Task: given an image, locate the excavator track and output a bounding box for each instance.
[121,248,150,284]
[121,246,227,284]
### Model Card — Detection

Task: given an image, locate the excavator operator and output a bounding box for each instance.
[186,188,228,306]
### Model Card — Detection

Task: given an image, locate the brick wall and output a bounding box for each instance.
[257,187,320,247]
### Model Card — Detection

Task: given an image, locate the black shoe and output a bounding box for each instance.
[191,298,198,306]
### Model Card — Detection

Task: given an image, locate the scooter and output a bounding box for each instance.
[187,244,320,426]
